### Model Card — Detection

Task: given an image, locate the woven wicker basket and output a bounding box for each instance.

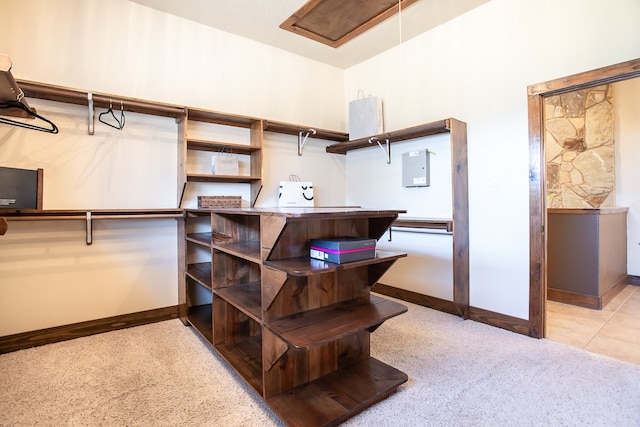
[197,196,242,208]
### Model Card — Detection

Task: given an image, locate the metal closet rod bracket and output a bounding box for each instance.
[298,128,316,156]
[86,212,93,245]
[368,137,390,164]
[88,93,94,135]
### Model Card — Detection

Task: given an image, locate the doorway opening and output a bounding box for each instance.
[527,58,640,338]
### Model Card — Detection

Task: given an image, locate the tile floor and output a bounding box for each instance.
[546,285,640,365]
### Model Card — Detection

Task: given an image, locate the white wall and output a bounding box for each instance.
[615,78,640,276]
[345,0,640,319]
[0,0,345,130]
[0,0,346,335]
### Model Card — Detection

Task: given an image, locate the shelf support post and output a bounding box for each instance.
[298,128,316,156]
[88,93,94,135]
[85,211,92,245]
[368,137,390,164]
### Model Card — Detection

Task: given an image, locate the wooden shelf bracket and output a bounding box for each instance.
[297,128,316,155]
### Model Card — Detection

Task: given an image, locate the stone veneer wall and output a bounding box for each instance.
[545,84,615,208]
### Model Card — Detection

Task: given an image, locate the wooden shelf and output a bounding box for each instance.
[264,250,407,277]
[0,208,183,220]
[186,173,261,183]
[181,208,408,425]
[187,304,213,344]
[212,240,261,264]
[186,139,260,154]
[186,231,234,246]
[186,232,212,246]
[393,217,453,232]
[11,77,346,149]
[214,281,262,322]
[215,335,263,395]
[263,120,348,142]
[325,119,452,154]
[187,107,258,128]
[17,79,185,119]
[324,118,471,321]
[267,357,407,427]
[268,295,407,349]
[1,209,183,245]
[186,262,212,289]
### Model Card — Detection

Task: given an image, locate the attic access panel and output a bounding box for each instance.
[280,0,419,48]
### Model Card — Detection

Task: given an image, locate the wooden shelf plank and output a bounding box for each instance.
[268,295,407,349]
[186,262,212,289]
[1,208,183,220]
[212,240,261,263]
[186,232,234,246]
[214,281,262,322]
[187,107,258,128]
[17,79,185,118]
[267,357,408,427]
[186,139,260,154]
[186,232,211,247]
[186,173,261,183]
[325,119,451,154]
[264,250,406,277]
[215,335,263,395]
[393,217,453,232]
[263,120,348,142]
[187,304,213,344]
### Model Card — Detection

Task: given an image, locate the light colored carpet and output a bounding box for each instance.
[1,298,639,426]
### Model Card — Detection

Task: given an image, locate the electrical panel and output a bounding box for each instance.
[402,150,430,187]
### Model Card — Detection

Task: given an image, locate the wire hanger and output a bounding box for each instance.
[98,100,125,130]
[0,100,59,134]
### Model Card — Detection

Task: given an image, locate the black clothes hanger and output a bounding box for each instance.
[99,100,125,130]
[0,100,59,134]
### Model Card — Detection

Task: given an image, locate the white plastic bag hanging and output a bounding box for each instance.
[278,175,314,207]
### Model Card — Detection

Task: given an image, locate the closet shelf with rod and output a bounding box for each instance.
[1,209,183,245]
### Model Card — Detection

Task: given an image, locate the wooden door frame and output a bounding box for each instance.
[527,58,640,338]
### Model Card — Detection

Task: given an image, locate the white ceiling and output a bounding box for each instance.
[129,0,490,69]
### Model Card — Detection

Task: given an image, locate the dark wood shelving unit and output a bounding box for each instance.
[326,118,470,319]
[180,207,408,426]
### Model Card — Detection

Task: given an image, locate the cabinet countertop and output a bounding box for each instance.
[548,207,629,215]
[185,207,407,217]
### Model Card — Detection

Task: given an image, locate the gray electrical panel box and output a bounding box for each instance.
[402,150,430,187]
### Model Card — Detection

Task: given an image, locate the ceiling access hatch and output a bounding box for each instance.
[280,0,419,48]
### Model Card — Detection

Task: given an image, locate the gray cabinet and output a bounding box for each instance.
[547,207,628,309]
